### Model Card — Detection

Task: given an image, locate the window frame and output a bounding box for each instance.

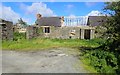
[43,26,50,33]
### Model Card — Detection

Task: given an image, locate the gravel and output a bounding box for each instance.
[2,48,89,73]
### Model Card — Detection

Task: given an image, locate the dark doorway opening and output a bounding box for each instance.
[84,29,90,39]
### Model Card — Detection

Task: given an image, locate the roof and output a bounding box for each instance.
[0,19,13,24]
[87,16,107,26]
[35,17,62,27]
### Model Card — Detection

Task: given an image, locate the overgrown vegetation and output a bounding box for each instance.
[13,32,26,41]
[81,48,118,73]
[2,36,102,51]
[81,2,120,74]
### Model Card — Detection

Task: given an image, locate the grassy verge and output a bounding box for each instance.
[2,38,103,51]
[81,58,98,73]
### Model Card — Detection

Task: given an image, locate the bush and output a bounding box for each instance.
[83,49,118,73]
[13,32,26,41]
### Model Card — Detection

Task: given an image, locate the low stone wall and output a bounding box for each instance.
[26,26,39,39]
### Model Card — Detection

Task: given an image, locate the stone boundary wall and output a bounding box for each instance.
[26,26,39,39]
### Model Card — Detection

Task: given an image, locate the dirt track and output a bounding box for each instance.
[2,48,89,73]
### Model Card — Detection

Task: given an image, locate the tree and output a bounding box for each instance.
[103,2,120,73]
[18,18,28,28]
[101,2,120,53]
[82,2,120,73]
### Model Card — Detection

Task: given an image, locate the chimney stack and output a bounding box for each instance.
[36,14,42,19]
[61,16,64,27]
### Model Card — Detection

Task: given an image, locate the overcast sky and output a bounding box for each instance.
[1,2,108,24]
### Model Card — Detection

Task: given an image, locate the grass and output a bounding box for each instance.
[81,58,98,73]
[2,38,103,51]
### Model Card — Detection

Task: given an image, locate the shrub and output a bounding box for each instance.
[83,50,118,73]
[13,32,26,41]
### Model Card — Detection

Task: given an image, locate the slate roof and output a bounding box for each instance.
[35,16,107,27]
[87,16,107,26]
[35,17,62,27]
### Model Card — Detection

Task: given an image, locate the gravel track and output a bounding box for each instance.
[2,48,89,73]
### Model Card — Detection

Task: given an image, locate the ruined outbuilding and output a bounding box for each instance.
[0,19,13,40]
[26,25,39,39]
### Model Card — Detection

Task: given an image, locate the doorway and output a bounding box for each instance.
[84,29,90,39]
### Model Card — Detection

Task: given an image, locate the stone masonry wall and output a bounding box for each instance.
[0,20,13,40]
[27,26,95,39]
[26,26,39,39]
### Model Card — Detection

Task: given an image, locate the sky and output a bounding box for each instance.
[0,2,107,24]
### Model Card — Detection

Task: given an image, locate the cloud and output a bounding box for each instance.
[0,2,56,24]
[0,4,20,23]
[20,3,28,12]
[68,14,76,18]
[0,4,31,24]
[49,0,56,2]
[87,10,106,16]
[66,4,74,9]
[0,3,2,18]
[85,2,96,7]
[64,4,74,15]
[1,0,119,2]
[24,2,56,16]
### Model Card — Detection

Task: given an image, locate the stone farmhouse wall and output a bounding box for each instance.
[26,25,95,39]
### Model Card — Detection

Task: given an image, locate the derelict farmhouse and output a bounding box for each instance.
[0,14,106,40]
